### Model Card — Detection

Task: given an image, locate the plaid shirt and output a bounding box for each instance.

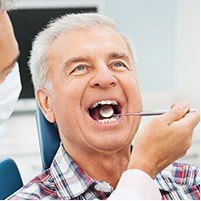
[8,145,200,200]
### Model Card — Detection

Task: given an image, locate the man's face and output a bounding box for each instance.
[44,27,142,153]
[0,11,19,83]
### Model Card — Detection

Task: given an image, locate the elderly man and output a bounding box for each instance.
[0,0,21,124]
[9,13,199,200]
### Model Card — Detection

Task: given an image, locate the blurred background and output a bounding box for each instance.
[0,0,199,184]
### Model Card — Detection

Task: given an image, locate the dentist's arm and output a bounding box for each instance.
[108,100,199,200]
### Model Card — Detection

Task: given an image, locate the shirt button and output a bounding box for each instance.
[94,184,101,191]
[94,182,113,192]
[85,192,91,198]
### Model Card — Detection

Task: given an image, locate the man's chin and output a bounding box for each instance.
[85,130,132,152]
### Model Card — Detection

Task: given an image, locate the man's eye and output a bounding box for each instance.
[111,62,128,71]
[70,65,89,75]
[113,62,124,67]
[76,65,85,71]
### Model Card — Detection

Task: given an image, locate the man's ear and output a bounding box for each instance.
[36,88,55,123]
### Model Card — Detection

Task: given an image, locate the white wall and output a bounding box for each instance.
[174,0,200,166]
[103,0,177,92]
[175,0,200,109]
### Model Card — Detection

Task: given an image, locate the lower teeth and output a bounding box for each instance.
[98,116,118,124]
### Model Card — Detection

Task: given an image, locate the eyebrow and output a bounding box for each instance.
[62,56,94,73]
[108,51,132,69]
[62,51,131,72]
[108,51,130,61]
[63,56,89,67]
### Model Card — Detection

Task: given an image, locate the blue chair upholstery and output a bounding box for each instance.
[0,158,23,199]
[36,105,60,170]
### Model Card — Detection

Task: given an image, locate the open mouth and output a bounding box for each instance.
[88,100,122,124]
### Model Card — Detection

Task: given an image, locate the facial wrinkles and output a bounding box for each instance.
[49,28,139,108]
[112,62,141,122]
[60,49,133,78]
[46,50,59,89]
[82,57,136,113]
[48,28,132,77]
[54,49,137,111]
[45,33,142,156]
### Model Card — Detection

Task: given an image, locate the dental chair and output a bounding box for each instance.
[0,106,59,199]
[0,158,23,199]
[36,105,60,170]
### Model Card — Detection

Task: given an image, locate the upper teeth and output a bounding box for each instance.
[90,100,118,109]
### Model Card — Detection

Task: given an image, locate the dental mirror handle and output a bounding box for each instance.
[117,108,196,117]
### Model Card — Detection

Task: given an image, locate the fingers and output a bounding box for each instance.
[170,101,177,109]
[174,111,200,130]
[162,100,191,124]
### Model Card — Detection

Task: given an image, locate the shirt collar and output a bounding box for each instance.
[50,144,95,199]
[50,144,133,199]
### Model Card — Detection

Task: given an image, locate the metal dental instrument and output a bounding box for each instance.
[115,108,196,117]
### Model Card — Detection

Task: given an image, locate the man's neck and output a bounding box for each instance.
[63,144,131,188]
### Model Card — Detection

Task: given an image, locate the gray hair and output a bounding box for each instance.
[0,0,17,11]
[29,13,137,91]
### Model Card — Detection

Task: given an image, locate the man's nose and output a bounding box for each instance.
[89,65,117,89]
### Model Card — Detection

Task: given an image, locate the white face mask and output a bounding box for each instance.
[0,63,22,124]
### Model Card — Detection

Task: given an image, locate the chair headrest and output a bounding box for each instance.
[36,105,60,170]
